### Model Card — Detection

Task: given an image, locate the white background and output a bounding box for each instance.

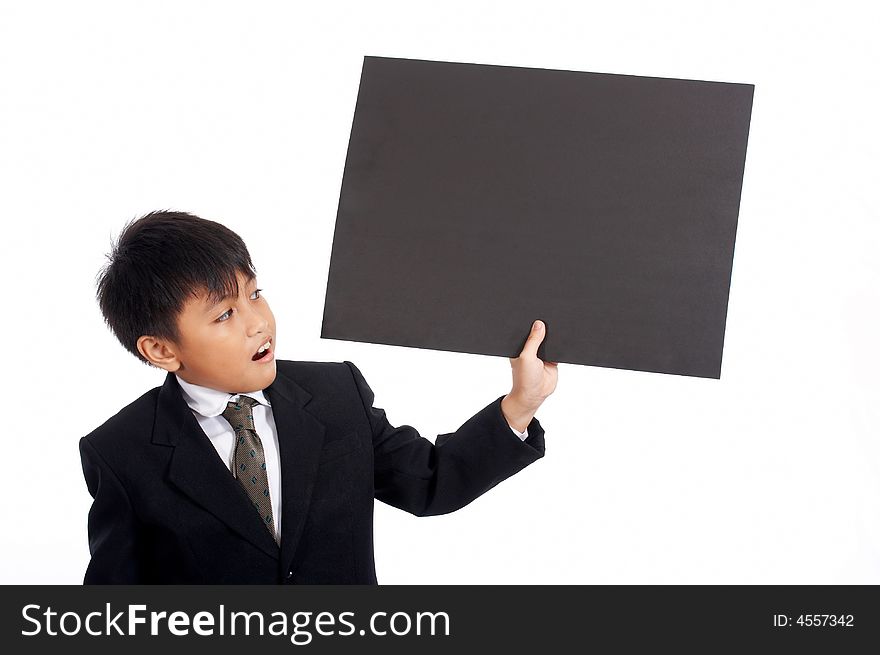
[1,0,878,584]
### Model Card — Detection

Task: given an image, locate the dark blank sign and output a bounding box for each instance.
[321,56,754,378]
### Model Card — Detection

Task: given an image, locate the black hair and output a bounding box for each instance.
[96,209,257,366]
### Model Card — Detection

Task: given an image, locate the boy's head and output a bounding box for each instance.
[96,210,277,393]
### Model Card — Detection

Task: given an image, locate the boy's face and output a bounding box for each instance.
[143,271,278,393]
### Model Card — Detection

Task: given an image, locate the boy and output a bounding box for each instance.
[81,210,557,583]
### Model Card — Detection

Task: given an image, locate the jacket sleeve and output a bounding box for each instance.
[79,437,143,584]
[344,360,546,517]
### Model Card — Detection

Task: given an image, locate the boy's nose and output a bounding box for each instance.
[250,318,270,336]
[244,306,270,335]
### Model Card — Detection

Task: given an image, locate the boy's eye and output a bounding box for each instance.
[216,289,263,322]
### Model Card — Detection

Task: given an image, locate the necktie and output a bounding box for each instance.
[220,395,277,543]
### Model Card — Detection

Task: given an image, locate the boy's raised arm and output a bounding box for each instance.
[344,320,556,517]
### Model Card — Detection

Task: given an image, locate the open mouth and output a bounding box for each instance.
[251,338,272,361]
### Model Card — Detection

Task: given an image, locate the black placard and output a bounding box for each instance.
[322,56,754,378]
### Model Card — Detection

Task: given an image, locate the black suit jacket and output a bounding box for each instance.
[79,359,546,584]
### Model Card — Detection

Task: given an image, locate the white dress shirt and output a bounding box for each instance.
[175,375,284,543]
[174,373,530,543]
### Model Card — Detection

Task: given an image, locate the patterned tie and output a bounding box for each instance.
[220,395,277,543]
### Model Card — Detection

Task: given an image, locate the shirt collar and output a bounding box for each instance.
[175,374,272,418]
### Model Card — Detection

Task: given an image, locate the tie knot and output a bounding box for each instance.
[221,395,259,433]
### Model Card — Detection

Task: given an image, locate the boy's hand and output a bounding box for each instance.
[501,320,558,432]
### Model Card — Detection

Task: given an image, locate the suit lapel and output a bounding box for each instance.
[262,366,328,579]
[153,372,280,561]
[151,365,329,578]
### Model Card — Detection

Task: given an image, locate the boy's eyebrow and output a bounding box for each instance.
[202,279,257,314]
[203,293,235,314]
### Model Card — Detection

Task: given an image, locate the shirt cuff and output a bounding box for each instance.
[508,424,529,441]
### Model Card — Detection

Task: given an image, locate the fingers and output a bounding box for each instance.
[520,319,545,358]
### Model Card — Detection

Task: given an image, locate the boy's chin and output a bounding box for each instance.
[214,362,277,393]
[248,360,278,387]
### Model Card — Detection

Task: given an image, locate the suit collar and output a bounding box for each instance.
[263,368,329,578]
[152,363,328,574]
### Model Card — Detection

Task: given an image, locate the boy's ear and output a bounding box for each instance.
[137,335,182,372]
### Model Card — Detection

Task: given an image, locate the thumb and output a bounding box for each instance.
[521,320,545,357]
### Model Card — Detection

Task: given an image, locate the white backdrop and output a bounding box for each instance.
[1,0,877,584]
